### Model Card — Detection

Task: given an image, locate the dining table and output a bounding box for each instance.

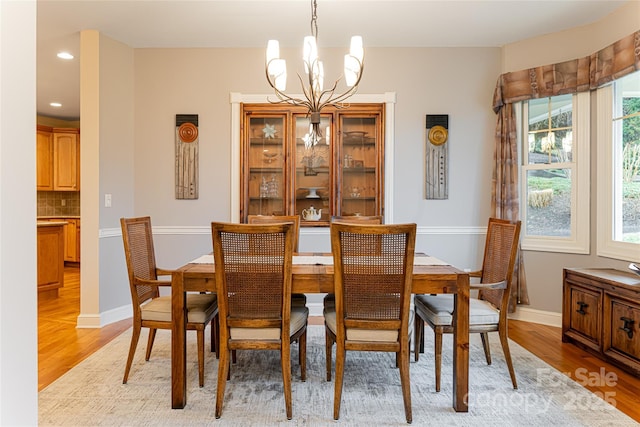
[171,252,470,412]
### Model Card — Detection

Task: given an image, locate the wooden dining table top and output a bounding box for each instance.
[174,252,468,295]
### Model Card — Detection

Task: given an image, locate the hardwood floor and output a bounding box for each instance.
[38,266,130,391]
[39,267,640,422]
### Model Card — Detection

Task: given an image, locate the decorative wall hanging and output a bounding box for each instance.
[175,114,199,199]
[425,114,449,199]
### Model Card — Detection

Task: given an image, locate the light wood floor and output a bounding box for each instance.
[39,266,640,422]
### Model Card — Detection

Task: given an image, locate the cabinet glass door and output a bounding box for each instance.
[338,115,380,217]
[246,115,285,217]
[294,114,332,225]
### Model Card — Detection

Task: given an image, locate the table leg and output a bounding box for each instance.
[171,270,187,409]
[452,272,469,412]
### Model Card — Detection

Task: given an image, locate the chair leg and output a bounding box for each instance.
[325,324,334,381]
[123,324,141,384]
[414,314,424,362]
[299,329,307,382]
[215,348,230,418]
[399,345,413,424]
[145,327,157,361]
[434,330,442,392]
[211,315,218,356]
[480,332,492,365]
[499,328,518,389]
[333,342,346,420]
[281,341,293,420]
[197,329,205,387]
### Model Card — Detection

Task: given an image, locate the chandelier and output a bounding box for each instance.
[265,0,364,148]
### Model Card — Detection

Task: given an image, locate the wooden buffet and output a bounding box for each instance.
[563,268,640,376]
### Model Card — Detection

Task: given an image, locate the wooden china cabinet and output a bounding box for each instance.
[240,103,384,226]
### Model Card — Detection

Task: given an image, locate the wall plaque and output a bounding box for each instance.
[425,114,449,199]
[175,114,199,199]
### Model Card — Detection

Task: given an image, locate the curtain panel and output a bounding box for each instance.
[491,30,640,313]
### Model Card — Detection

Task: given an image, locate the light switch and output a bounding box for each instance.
[105,193,112,208]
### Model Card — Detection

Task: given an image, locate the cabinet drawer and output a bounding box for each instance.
[569,286,601,343]
[607,297,640,361]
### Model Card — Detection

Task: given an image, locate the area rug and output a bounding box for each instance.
[39,325,636,426]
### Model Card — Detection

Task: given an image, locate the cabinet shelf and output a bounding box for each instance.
[250,138,283,145]
[249,168,283,173]
[343,138,375,145]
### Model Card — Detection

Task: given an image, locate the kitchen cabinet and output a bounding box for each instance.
[240,103,384,226]
[36,125,80,191]
[37,127,54,190]
[37,221,65,296]
[62,218,80,263]
[563,268,640,377]
[38,218,80,263]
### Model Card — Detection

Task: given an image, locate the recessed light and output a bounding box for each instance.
[50,102,62,107]
[57,52,74,60]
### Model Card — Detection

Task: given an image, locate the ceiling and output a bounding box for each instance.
[36,0,628,120]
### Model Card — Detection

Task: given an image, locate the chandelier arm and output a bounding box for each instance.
[265,65,314,109]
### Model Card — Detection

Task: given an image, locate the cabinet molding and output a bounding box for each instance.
[230,92,396,224]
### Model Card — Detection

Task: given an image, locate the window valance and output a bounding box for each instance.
[493,30,640,112]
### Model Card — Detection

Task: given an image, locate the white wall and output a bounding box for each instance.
[500,1,639,320]
[0,1,38,424]
[117,45,500,312]
[88,3,638,324]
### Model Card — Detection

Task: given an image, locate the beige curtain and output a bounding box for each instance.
[491,30,640,313]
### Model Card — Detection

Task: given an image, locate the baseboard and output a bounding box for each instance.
[508,306,562,328]
[77,304,132,328]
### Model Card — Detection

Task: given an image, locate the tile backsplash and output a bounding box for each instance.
[37,191,80,216]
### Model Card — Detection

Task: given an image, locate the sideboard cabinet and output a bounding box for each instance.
[240,103,384,226]
[562,268,640,376]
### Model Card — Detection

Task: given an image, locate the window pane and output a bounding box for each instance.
[525,169,572,237]
[614,71,640,243]
[527,94,573,165]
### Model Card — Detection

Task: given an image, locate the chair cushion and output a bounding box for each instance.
[141,293,217,323]
[414,294,499,326]
[230,307,309,340]
[324,308,414,343]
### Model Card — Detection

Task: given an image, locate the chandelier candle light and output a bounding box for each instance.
[265,0,364,148]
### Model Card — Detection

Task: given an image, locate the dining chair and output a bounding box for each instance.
[246,214,306,308]
[211,221,308,420]
[120,216,219,387]
[413,217,521,391]
[324,222,416,423]
[323,215,384,312]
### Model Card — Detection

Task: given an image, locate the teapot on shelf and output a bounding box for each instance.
[302,206,322,221]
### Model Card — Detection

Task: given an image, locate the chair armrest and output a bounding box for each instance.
[156,267,174,277]
[470,280,507,290]
[133,277,172,287]
[469,270,482,278]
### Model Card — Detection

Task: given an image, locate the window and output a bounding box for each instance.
[597,71,640,261]
[519,92,590,253]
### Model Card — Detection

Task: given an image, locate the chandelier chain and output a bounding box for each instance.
[311,0,318,39]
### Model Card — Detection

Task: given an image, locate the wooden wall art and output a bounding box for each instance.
[175,114,199,199]
[425,114,449,199]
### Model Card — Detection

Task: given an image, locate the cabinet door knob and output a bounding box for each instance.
[576,301,589,315]
[619,316,634,339]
